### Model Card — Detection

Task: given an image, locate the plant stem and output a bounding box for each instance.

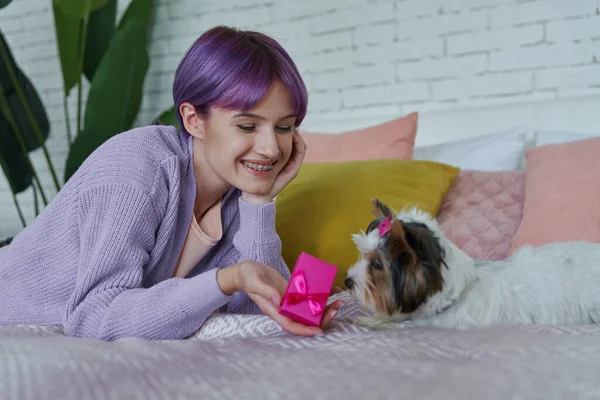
[63,94,72,145]
[0,156,27,228]
[0,82,49,206]
[77,4,91,138]
[0,37,62,192]
[11,190,26,228]
[32,175,39,216]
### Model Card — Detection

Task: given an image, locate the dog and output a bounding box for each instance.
[344,199,600,330]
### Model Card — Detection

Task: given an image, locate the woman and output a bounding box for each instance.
[0,26,344,341]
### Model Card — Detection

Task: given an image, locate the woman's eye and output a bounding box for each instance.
[237,125,255,132]
[276,126,293,133]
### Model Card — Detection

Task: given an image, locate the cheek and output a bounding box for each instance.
[207,132,249,159]
[366,268,396,316]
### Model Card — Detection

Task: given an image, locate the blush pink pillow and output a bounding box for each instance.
[437,170,525,260]
[300,112,417,163]
[509,137,600,253]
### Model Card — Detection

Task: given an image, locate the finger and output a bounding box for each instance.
[255,296,323,336]
[245,275,283,306]
[330,286,343,295]
[264,267,290,297]
[320,300,344,329]
[292,127,306,156]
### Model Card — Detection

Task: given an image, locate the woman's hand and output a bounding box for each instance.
[241,128,306,205]
[218,260,343,336]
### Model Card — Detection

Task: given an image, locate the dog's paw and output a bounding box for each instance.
[351,316,414,331]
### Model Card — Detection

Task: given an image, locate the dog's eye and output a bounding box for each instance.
[370,258,384,270]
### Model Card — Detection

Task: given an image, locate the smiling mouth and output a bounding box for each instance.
[242,161,275,172]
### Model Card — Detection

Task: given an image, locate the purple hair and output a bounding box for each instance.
[172,26,308,133]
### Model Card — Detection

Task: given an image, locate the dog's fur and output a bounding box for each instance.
[345,199,600,330]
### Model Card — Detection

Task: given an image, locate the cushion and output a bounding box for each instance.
[275,159,460,287]
[534,130,596,147]
[437,170,525,261]
[413,127,529,171]
[509,137,600,253]
[300,112,417,163]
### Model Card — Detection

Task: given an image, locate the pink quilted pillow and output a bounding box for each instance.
[509,137,600,253]
[437,170,525,260]
[300,112,417,163]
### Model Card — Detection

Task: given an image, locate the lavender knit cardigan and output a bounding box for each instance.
[0,125,291,341]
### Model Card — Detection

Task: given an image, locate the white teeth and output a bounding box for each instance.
[243,161,273,171]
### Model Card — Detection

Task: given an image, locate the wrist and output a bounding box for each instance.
[216,264,240,296]
[241,192,274,205]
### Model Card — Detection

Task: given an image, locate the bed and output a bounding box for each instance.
[2,96,600,399]
[2,291,600,399]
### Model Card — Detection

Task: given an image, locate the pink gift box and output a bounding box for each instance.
[279,252,338,327]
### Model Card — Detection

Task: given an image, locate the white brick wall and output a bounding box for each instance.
[1,0,600,236]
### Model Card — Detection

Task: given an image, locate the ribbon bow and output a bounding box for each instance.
[285,269,329,316]
[378,216,392,238]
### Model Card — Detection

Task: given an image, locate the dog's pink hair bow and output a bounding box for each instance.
[378,217,392,238]
[284,270,329,316]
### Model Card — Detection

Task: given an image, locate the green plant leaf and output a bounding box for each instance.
[83,0,116,82]
[52,1,81,96]
[153,106,177,127]
[118,0,153,30]
[64,21,150,181]
[0,32,50,152]
[55,0,109,19]
[0,114,32,194]
[3,69,50,151]
[0,0,13,9]
[63,128,105,181]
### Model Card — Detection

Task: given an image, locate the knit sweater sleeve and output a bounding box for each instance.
[64,184,232,341]
[220,197,291,315]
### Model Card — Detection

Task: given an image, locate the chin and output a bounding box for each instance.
[344,198,600,330]
[232,169,276,197]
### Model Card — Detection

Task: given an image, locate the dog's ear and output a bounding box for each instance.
[392,223,446,313]
[371,198,393,219]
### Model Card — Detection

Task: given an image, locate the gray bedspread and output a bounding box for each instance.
[1,292,600,399]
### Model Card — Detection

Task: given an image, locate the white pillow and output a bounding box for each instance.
[413,127,529,171]
[534,130,596,147]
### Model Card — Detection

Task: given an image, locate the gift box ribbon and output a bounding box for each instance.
[285,269,329,316]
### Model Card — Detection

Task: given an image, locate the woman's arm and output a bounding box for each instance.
[63,184,233,341]
[219,196,291,314]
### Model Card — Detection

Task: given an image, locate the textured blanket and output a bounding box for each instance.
[2,292,600,399]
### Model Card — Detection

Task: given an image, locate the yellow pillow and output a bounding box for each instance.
[275,159,460,287]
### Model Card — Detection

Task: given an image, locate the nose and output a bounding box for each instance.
[254,129,280,159]
[344,277,354,290]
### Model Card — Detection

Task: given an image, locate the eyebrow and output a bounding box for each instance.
[232,112,296,121]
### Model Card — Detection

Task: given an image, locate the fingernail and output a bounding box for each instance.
[272,296,280,306]
[331,310,338,319]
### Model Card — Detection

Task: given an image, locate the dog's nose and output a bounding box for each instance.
[344,277,354,290]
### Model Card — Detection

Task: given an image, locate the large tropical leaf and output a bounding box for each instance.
[52,0,81,96]
[118,0,153,30]
[64,21,150,181]
[63,128,106,181]
[153,106,177,127]
[0,32,50,152]
[0,0,12,9]
[83,0,116,81]
[55,0,110,19]
[0,114,32,194]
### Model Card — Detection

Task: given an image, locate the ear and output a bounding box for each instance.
[179,102,206,139]
[371,198,393,219]
[351,231,379,254]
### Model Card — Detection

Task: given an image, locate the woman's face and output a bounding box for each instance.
[199,81,296,197]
